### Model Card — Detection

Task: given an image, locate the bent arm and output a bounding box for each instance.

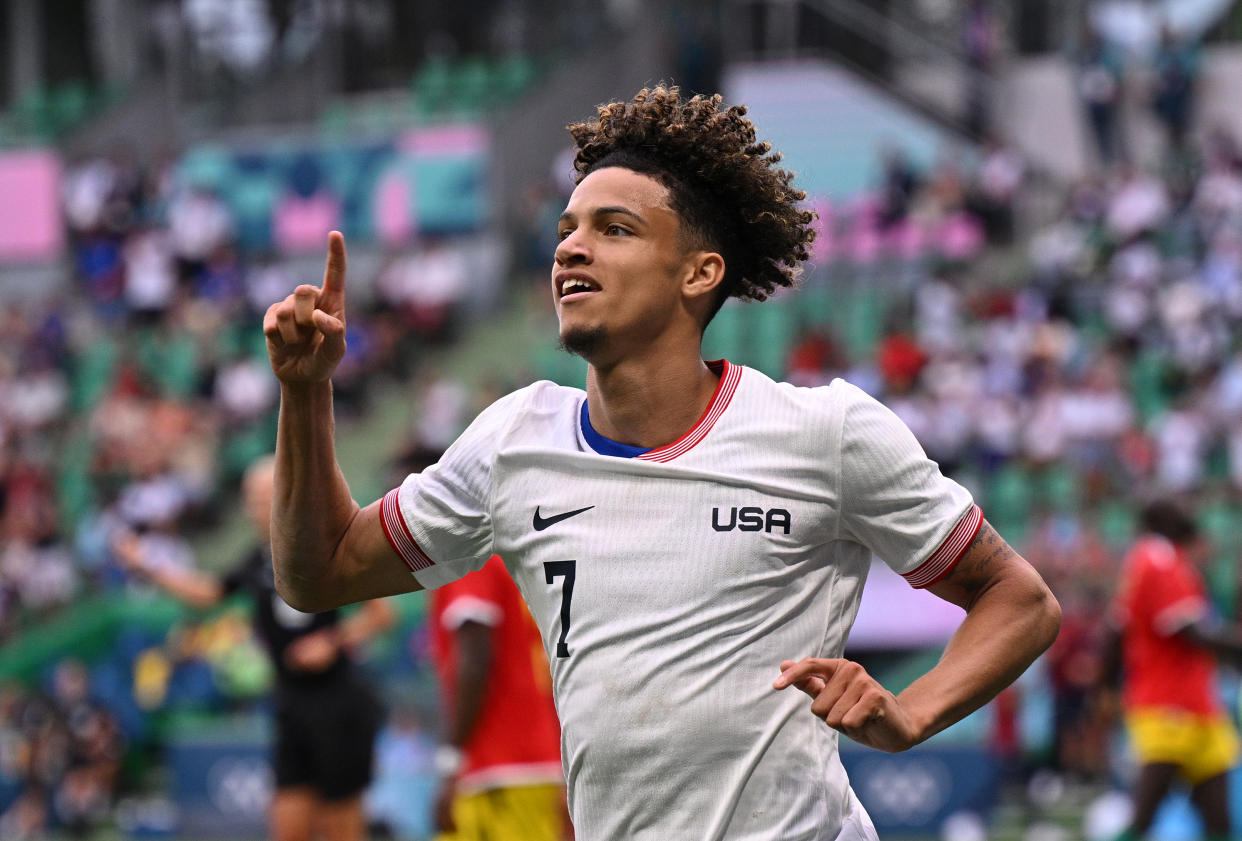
[273,381,421,612]
[1177,620,1242,668]
[114,533,223,609]
[340,596,397,649]
[899,519,1061,743]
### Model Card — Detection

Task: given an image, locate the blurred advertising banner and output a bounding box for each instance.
[0,150,63,263]
[840,745,1002,836]
[177,123,491,255]
[165,716,271,838]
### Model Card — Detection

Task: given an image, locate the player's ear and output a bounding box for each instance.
[682,250,725,303]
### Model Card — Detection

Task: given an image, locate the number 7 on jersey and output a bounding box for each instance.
[544,560,576,658]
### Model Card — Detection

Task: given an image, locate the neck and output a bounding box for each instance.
[585,350,721,449]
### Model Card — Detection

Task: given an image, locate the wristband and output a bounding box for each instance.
[434,745,464,776]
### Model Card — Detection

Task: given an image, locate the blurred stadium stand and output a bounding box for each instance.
[1,1,1242,839]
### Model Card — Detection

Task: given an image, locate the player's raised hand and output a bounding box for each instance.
[264,231,348,384]
[773,657,921,753]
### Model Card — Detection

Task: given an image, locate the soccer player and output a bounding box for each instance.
[429,554,568,841]
[1103,499,1242,841]
[116,456,392,841]
[264,86,1061,840]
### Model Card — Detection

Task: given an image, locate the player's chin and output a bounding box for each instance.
[558,323,609,358]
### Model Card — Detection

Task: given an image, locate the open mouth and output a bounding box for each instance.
[558,275,601,302]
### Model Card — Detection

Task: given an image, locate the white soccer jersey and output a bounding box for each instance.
[381,360,980,841]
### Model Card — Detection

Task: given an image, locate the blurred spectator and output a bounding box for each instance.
[961,0,1000,136]
[968,136,1026,244]
[876,147,921,230]
[1078,27,1125,167]
[429,556,567,841]
[1149,26,1201,155]
[114,456,393,841]
[1106,163,1171,242]
[1102,499,1242,841]
[167,187,233,284]
[786,328,847,388]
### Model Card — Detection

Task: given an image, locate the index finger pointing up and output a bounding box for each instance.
[319,230,348,313]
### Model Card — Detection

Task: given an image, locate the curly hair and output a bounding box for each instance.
[568,85,816,317]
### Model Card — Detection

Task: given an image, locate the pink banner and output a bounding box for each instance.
[0,150,63,263]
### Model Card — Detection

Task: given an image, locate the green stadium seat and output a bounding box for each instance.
[137,331,200,401]
[452,57,492,117]
[179,146,234,190]
[70,336,119,412]
[494,53,536,98]
[48,81,91,137]
[984,464,1034,545]
[1128,349,1170,423]
[701,301,746,366]
[1039,463,1081,514]
[12,86,56,142]
[57,436,96,533]
[750,295,795,377]
[842,281,886,362]
[1095,500,1135,551]
[411,57,454,118]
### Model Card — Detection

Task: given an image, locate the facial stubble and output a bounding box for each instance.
[558,324,609,359]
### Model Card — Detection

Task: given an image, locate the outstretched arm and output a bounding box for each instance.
[265,232,421,612]
[775,519,1060,752]
[113,532,223,610]
[1176,621,1242,668]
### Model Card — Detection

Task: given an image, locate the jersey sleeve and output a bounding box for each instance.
[834,381,979,587]
[381,393,524,590]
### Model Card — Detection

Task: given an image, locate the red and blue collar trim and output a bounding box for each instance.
[580,360,741,462]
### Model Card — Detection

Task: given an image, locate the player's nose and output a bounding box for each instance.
[554,229,591,267]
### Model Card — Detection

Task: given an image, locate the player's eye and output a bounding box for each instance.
[557,227,574,241]
[605,224,631,236]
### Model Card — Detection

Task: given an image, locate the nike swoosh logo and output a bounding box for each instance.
[533,505,595,531]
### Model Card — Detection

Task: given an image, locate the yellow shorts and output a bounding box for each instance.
[1125,708,1241,784]
[435,783,567,841]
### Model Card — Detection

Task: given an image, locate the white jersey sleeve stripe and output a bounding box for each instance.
[639,360,742,462]
[901,503,983,588]
[381,488,436,572]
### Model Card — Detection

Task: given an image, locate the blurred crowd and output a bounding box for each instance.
[0,143,489,835]
[0,661,124,841]
[781,122,1242,785]
[0,146,494,644]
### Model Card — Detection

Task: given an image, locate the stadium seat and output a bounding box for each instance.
[1095,500,1135,551]
[452,57,492,116]
[984,464,1034,545]
[410,57,454,118]
[1039,463,1082,513]
[494,53,537,99]
[701,301,746,366]
[69,335,119,412]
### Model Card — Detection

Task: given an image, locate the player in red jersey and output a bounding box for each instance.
[1105,499,1242,841]
[429,555,569,841]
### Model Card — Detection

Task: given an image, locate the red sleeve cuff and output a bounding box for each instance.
[902,504,983,589]
[381,488,437,572]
